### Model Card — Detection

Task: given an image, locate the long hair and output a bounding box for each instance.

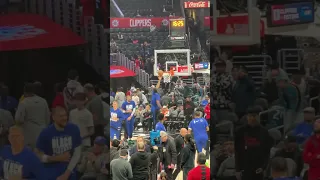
[185,134,196,152]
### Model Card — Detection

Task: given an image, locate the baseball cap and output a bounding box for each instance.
[94,136,106,145]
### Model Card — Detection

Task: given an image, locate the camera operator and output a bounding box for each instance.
[159,131,177,180]
[129,136,151,155]
[110,139,121,161]
[173,128,188,179]
[129,142,159,180]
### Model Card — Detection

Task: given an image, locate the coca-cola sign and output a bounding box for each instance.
[184,1,210,9]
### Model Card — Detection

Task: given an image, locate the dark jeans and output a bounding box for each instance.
[122,120,128,139]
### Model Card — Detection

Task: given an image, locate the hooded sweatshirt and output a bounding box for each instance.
[63,80,84,111]
[181,143,196,168]
[129,151,156,179]
[15,95,50,147]
[235,125,272,172]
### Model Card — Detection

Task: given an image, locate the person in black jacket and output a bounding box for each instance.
[129,141,158,180]
[173,128,188,179]
[181,134,196,180]
[235,106,273,180]
[160,131,177,180]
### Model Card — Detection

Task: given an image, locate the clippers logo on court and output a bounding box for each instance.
[112,20,119,27]
[110,69,124,75]
[3,160,23,179]
[52,136,72,155]
[0,25,47,41]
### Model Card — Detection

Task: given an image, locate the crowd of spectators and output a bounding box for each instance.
[211,46,320,180]
[0,69,110,180]
[109,68,210,180]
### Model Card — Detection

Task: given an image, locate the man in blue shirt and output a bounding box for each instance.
[110,101,124,140]
[293,107,315,145]
[151,88,162,130]
[155,113,166,132]
[35,106,82,180]
[121,95,136,140]
[188,111,209,153]
[0,125,48,180]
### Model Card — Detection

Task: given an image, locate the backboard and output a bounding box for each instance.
[154,49,191,76]
[211,0,261,45]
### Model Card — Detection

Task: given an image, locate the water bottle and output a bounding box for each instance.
[113,134,117,140]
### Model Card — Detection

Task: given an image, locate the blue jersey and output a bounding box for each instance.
[36,123,81,180]
[0,146,48,180]
[155,122,166,132]
[151,92,161,111]
[110,108,124,129]
[188,118,208,140]
[121,100,136,116]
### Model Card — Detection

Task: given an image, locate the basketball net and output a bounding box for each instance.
[163,70,174,83]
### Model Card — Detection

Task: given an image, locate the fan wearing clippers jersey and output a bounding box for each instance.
[188,111,209,153]
[121,95,136,140]
[110,101,124,140]
[187,153,210,180]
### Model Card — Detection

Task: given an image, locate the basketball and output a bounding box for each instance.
[158,70,164,77]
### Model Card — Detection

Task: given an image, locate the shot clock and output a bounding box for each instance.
[169,19,186,40]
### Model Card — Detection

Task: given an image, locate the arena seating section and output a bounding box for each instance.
[110,27,169,58]
[114,0,182,17]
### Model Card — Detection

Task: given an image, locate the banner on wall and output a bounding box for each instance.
[204,16,265,37]
[184,1,210,9]
[110,17,170,28]
[266,1,314,27]
[110,16,265,37]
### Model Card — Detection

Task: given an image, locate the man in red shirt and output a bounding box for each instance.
[187,153,210,180]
